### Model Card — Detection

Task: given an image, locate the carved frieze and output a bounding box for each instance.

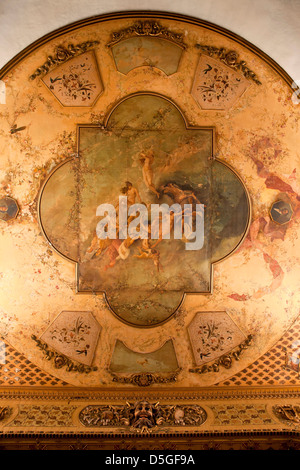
[211,403,274,426]
[110,370,181,387]
[9,405,76,427]
[0,406,12,422]
[273,405,300,426]
[79,400,207,433]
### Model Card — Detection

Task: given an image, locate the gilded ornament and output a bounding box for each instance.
[195,44,261,84]
[107,20,187,48]
[31,335,98,374]
[0,407,11,421]
[110,370,181,387]
[29,41,100,80]
[273,405,300,425]
[79,400,207,432]
[189,334,253,374]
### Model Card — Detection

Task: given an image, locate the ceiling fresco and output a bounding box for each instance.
[0,12,299,446]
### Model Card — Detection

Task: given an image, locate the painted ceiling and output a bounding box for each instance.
[0,12,299,447]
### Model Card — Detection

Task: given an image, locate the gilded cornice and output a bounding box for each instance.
[0,385,299,401]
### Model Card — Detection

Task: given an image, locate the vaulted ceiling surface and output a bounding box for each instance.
[0,12,300,445]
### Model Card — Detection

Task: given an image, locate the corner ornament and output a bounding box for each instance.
[273,405,300,426]
[0,407,12,422]
[31,335,98,374]
[195,44,262,85]
[29,41,100,80]
[106,20,187,49]
[189,334,254,374]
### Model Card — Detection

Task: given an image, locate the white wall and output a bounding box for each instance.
[0,0,299,81]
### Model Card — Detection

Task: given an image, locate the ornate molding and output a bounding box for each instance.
[0,12,292,87]
[273,405,300,426]
[0,406,12,421]
[189,334,254,374]
[0,431,300,450]
[107,20,187,48]
[0,385,300,402]
[29,41,100,80]
[79,400,207,433]
[195,44,262,85]
[109,370,181,387]
[31,334,98,374]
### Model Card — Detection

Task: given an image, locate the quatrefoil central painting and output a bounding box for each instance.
[39,93,250,327]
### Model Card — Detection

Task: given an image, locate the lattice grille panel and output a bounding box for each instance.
[217,319,300,386]
[0,339,69,386]
[1,317,300,387]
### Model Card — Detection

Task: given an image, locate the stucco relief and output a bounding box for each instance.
[0,14,299,391]
[79,401,207,432]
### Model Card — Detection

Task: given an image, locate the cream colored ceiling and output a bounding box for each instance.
[0,0,300,80]
[0,9,299,445]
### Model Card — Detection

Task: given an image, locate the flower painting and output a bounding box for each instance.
[42,51,103,106]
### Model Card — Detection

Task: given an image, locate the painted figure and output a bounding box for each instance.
[121,181,141,206]
[139,150,160,198]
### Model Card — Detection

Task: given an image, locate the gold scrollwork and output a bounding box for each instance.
[0,407,12,422]
[189,334,254,374]
[107,20,187,48]
[195,44,261,85]
[110,370,181,387]
[79,400,207,432]
[31,335,97,374]
[29,41,100,80]
[273,405,300,425]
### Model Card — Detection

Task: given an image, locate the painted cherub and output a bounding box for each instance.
[134,239,162,272]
